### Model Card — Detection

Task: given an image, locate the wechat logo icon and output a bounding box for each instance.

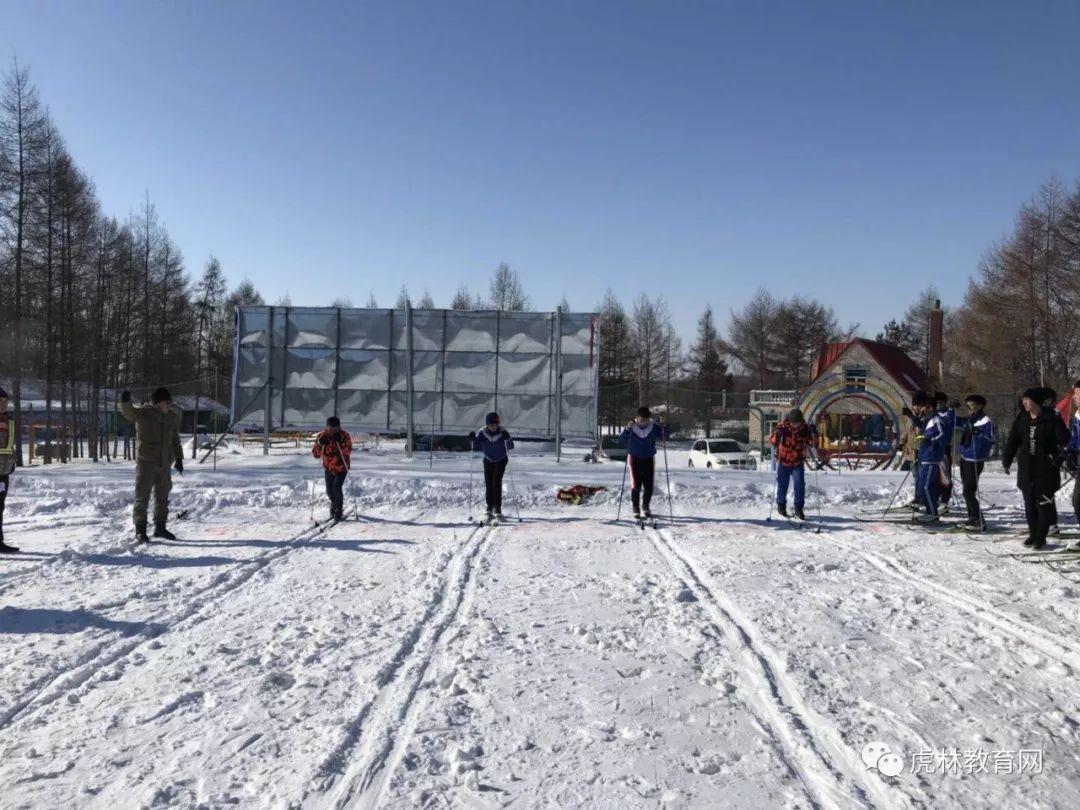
[862,741,904,778]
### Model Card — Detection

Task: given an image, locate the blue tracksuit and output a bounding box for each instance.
[618,421,669,459]
[473,428,514,462]
[916,413,947,514]
[957,414,996,462]
[937,407,956,448]
[1067,413,1080,452]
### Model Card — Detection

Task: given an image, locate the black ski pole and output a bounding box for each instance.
[881,467,912,518]
[505,439,523,522]
[616,454,628,521]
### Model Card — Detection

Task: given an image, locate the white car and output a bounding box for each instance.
[688,438,757,470]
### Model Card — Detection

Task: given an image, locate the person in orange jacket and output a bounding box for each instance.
[312,416,352,522]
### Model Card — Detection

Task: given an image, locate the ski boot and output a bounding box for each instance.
[937,503,949,516]
[632,510,642,522]
[1022,536,1035,547]
[643,509,652,520]
[1048,525,1060,537]
[776,504,788,518]
[914,512,939,524]
[485,509,494,525]
[135,524,151,544]
[793,506,806,521]
[0,528,19,554]
[153,523,177,541]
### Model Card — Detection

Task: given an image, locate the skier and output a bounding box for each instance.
[912,392,947,522]
[901,395,929,509]
[312,416,352,522]
[1064,381,1080,534]
[933,392,958,511]
[619,406,668,521]
[768,408,816,520]
[119,388,184,544]
[470,412,514,523]
[955,394,995,529]
[0,387,20,553]
[1002,387,1069,549]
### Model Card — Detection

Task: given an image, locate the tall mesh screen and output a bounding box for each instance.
[231,307,599,438]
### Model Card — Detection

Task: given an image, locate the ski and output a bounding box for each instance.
[790,518,823,534]
[1015,550,1080,564]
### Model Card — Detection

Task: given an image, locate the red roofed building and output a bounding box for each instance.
[799,339,929,470]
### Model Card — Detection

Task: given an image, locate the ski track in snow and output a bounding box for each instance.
[309,522,497,809]
[0,514,342,732]
[4,453,1080,808]
[645,525,900,810]
[824,536,1080,674]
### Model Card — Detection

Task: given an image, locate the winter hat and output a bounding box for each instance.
[151,387,172,404]
[933,391,948,404]
[912,391,933,407]
[1021,387,1043,403]
[964,394,987,407]
[326,416,341,427]
[485,411,500,425]
[637,406,651,419]
[786,408,805,423]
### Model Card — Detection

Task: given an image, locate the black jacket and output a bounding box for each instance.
[1002,406,1069,490]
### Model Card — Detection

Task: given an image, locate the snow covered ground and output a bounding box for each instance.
[2,444,1080,809]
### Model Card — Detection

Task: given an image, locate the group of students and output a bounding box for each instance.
[6,380,1080,551]
[898,384,1080,549]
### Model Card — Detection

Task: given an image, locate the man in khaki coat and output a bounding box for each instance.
[120,387,184,543]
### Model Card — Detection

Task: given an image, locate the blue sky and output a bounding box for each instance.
[3,0,1078,342]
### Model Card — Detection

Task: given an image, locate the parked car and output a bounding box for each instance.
[412,434,473,452]
[589,434,628,463]
[688,438,756,470]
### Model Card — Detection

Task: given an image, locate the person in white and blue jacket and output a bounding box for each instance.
[933,391,958,509]
[619,406,669,519]
[470,412,514,520]
[912,392,948,522]
[1066,381,1080,532]
[956,394,995,529]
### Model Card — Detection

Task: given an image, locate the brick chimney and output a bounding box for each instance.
[927,299,943,386]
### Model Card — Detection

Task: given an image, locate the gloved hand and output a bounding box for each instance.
[1003,463,1011,475]
[626,420,635,429]
[120,390,132,403]
[174,458,184,474]
[468,431,476,440]
[914,434,926,444]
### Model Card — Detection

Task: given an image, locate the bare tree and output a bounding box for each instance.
[450,284,473,310]
[726,289,779,389]
[0,59,46,463]
[489,262,529,311]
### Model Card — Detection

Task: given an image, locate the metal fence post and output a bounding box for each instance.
[405,301,415,459]
[264,306,274,456]
[555,307,563,463]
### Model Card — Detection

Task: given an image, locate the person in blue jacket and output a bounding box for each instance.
[933,391,957,510]
[470,412,514,521]
[1066,381,1080,535]
[913,392,947,522]
[956,394,995,529]
[619,406,669,519]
